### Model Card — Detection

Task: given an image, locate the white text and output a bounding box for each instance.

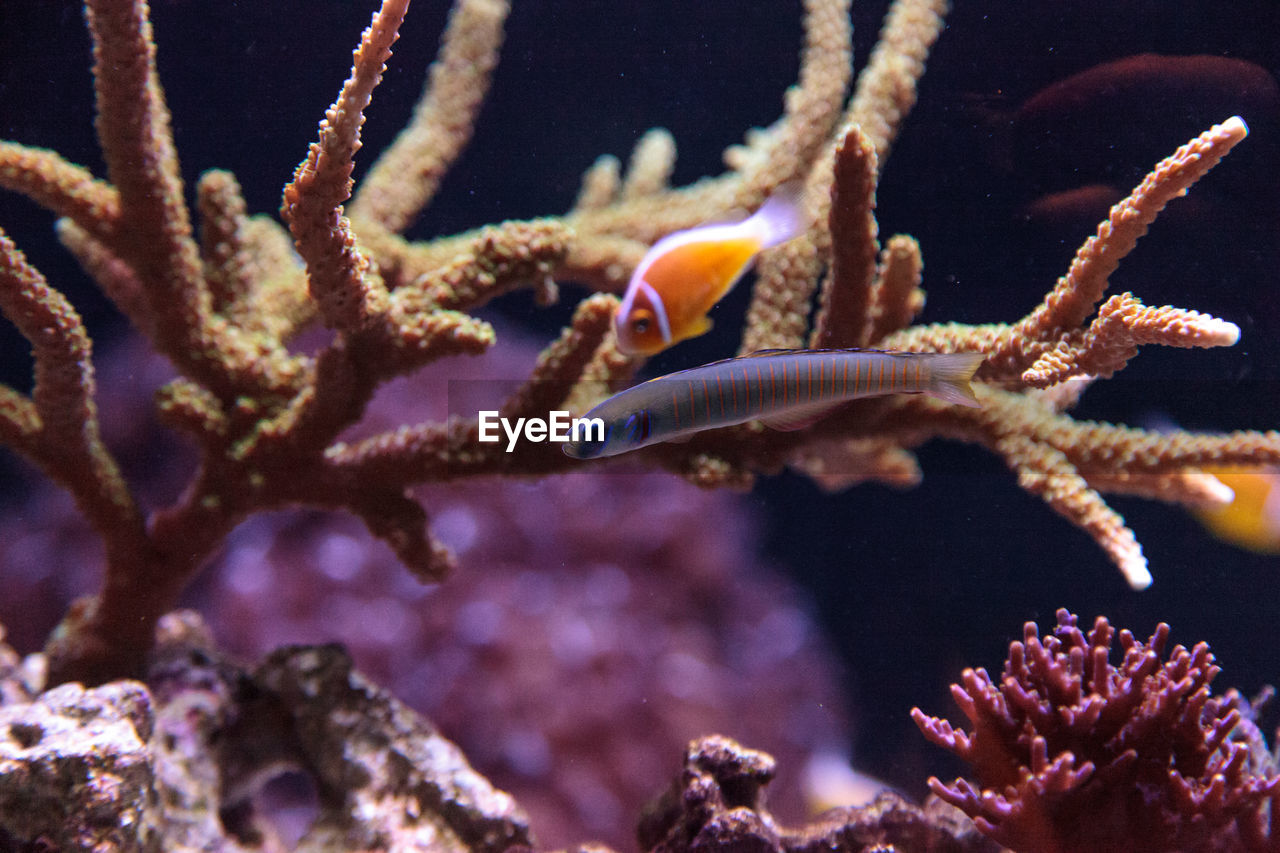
[477,410,604,452]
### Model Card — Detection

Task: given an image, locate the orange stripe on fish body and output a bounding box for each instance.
[614,182,806,355]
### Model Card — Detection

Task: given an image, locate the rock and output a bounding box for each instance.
[0,680,157,851]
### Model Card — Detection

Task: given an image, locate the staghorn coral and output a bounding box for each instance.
[912,609,1280,853]
[0,0,854,685]
[0,0,1277,694]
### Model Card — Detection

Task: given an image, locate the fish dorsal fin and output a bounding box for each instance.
[740,348,802,357]
[739,347,885,357]
[759,401,842,432]
[658,348,798,377]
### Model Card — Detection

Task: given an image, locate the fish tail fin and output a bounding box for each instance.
[927,352,985,407]
[751,180,807,248]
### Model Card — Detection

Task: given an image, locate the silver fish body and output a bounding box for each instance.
[563,349,984,459]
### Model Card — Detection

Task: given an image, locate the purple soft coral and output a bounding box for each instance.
[912,609,1280,853]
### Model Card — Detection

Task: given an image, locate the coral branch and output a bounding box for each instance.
[0,141,120,243]
[87,0,303,398]
[85,0,211,362]
[574,154,622,211]
[983,116,1249,379]
[811,125,879,349]
[0,230,140,544]
[405,219,570,312]
[349,488,457,582]
[566,0,851,248]
[1087,469,1235,509]
[55,219,152,336]
[996,430,1150,589]
[233,217,315,341]
[848,0,949,162]
[740,236,824,353]
[499,293,617,421]
[0,385,39,448]
[1022,292,1241,386]
[865,234,925,343]
[281,0,407,331]
[563,322,645,416]
[733,0,853,201]
[621,128,677,200]
[196,169,257,321]
[351,0,511,233]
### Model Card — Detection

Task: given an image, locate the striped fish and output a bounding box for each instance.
[563,349,984,459]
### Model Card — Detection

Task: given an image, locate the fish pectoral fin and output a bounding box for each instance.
[759,401,842,432]
[684,315,714,339]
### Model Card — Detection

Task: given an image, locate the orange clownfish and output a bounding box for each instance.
[614,182,806,355]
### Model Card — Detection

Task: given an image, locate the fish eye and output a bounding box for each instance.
[630,313,652,334]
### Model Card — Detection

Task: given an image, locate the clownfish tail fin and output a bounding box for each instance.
[751,180,807,249]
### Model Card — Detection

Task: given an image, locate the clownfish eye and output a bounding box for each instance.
[630,314,652,335]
